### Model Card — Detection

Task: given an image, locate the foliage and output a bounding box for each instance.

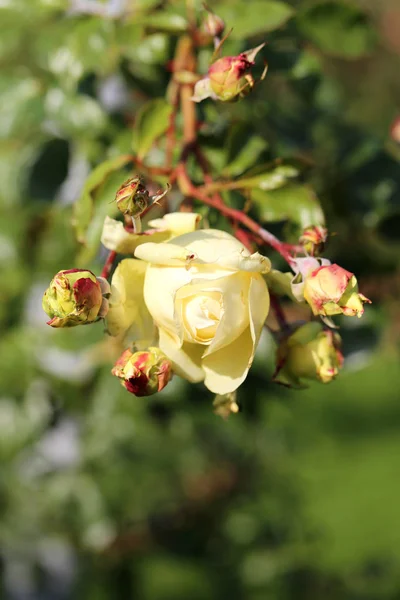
[2,0,400,598]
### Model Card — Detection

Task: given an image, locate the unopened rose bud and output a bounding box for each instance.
[112,347,172,396]
[273,322,343,387]
[192,43,266,104]
[208,55,254,102]
[43,269,107,327]
[115,176,149,217]
[202,10,225,38]
[299,225,328,256]
[303,264,371,318]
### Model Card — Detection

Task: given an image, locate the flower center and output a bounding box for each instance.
[182,291,223,344]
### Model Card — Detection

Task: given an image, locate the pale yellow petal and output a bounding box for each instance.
[202,272,250,356]
[165,229,270,273]
[147,212,201,235]
[107,259,154,346]
[202,326,254,394]
[101,216,168,253]
[248,274,270,349]
[135,242,199,266]
[158,328,205,383]
[143,265,192,335]
[202,273,269,394]
[169,229,246,265]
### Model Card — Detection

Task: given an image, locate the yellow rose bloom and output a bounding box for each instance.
[135,229,271,394]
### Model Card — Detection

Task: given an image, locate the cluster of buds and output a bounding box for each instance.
[192,43,267,103]
[274,322,343,387]
[42,269,109,328]
[112,347,172,397]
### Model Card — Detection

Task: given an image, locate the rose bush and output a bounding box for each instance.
[134,229,271,394]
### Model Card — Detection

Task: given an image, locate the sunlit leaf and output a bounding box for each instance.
[218,0,294,38]
[132,98,173,160]
[251,183,325,230]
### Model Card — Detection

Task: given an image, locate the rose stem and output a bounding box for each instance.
[101,250,117,279]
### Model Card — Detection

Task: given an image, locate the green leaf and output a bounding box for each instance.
[297,1,377,59]
[132,98,173,160]
[73,155,132,244]
[207,164,299,193]
[252,183,325,231]
[218,1,294,39]
[223,131,269,177]
[134,12,188,33]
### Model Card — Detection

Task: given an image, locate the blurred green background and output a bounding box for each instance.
[2,0,400,598]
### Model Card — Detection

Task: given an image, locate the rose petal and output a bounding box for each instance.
[135,242,199,266]
[143,265,192,336]
[166,229,270,272]
[202,326,254,394]
[158,328,205,383]
[147,212,201,236]
[248,273,270,350]
[101,216,169,253]
[107,259,154,345]
[202,274,269,394]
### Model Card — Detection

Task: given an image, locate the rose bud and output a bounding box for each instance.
[202,9,225,38]
[299,225,328,256]
[115,176,149,217]
[273,322,343,387]
[192,43,266,103]
[303,264,371,318]
[112,347,172,397]
[43,269,107,328]
[208,55,254,102]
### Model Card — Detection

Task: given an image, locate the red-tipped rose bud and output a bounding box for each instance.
[43,269,107,327]
[192,43,266,103]
[273,322,343,387]
[299,225,328,256]
[303,264,371,318]
[112,347,172,396]
[208,55,254,102]
[115,176,149,217]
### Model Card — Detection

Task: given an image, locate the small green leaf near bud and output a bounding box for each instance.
[115,176,149,217]
[43,269,106,327]
[112,347,172,396]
